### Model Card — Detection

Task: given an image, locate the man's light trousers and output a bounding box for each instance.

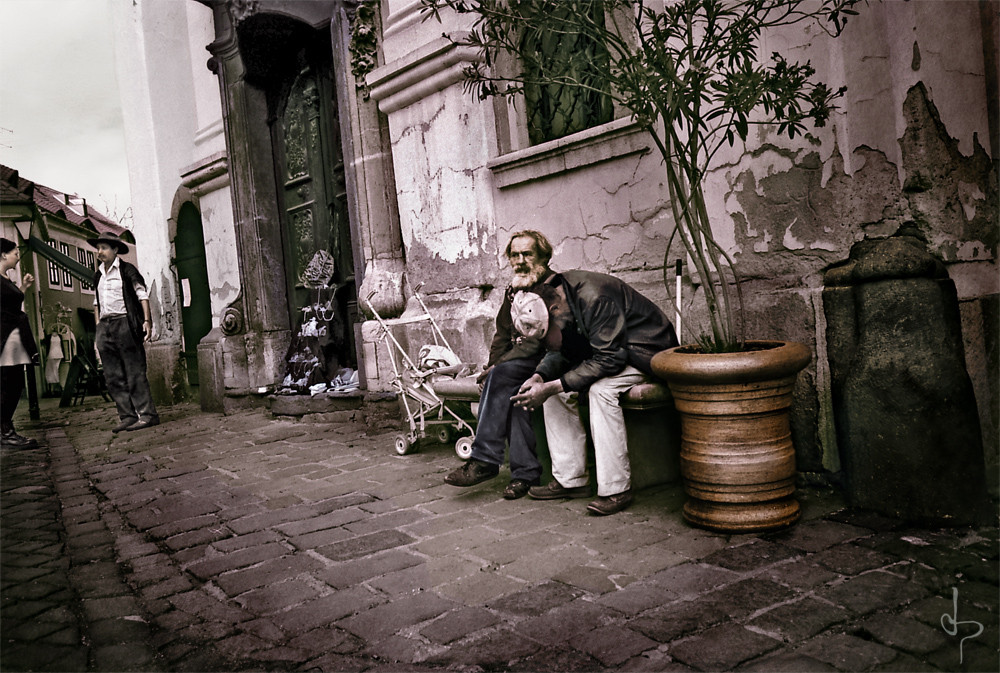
[542,365,647,497]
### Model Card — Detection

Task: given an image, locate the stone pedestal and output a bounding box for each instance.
[824,233,989,525]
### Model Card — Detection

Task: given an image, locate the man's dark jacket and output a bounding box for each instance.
[1,276,38,361]
[94,260,147,344]
[535,270,678,392]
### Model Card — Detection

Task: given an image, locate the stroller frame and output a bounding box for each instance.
[363,285,476,458]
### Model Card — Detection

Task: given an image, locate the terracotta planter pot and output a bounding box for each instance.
[650,341,812,533]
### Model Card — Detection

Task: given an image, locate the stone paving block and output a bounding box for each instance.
[669,622,782,670]
[819,569,931,615]
[184,542,289,579]
[596,581,680,616]
[315,529,415,562]
[287,625,363,655]
[237,578,323,614]
[419,606,500,644]
[811,542,901,575]
[602,544,691,580]
[341,507,428,536]
[646,562,741,598]
[436,568,526,605]
[702,539,802,573]
[140,575,195,601]
[163,526,233,552]
[746,595,850,643]
[80,595,143,623]
[126,494,221,532]
[495,547,580,583]
[761,558,841,590]
[698,577,798,621]
[425,626,542,668]
[631,600,730,643]
[570,624,659,666]
[337,592,457,641]
[738,651,839,671]
[273,587,386,634]
[317,549,423,591]
[553,564,634,594]
[488,579,585,617]
[513,598,612,646]
[215,553,326,597]
[275,507,368,537]
[147,514,220,540]
[168,589,254,624]
[472,529,573,566]
[365,555,480,595]
[856,613,950,656]
[795,632,899,671]
[769,519,873,553]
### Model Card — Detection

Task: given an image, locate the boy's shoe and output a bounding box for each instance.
[445,459,499,486]
[502,479,537,500]
[127,418,160,432]
[112,419,137,433]
[528,481,590,500]
[586,490,633,516]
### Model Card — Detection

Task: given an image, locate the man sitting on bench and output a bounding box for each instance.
[444,231,555,500]
[511,271,678,515]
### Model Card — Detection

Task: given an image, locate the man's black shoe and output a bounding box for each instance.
[126,418,160,432]
[528,481,590,500]
[586,490,633,516]
[112,419,137,433]
[445,459,499,486]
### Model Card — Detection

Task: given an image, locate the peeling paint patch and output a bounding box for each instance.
[957,181,985,220]
[782,219,805,250]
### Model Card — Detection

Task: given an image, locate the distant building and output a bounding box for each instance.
[0,165,135,398]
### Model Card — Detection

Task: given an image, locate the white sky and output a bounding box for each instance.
[0,0,131,222]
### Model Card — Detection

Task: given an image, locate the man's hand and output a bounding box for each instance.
[143,320,153,343]
[511,373,561,412]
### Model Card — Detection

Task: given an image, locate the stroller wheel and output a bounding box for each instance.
[394,433,415,456]
[454,436,474,461]
[435,426,452,444]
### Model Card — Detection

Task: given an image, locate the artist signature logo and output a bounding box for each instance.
[941,587,984,664]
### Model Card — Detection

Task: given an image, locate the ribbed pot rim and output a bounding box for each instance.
[651,340,812,385]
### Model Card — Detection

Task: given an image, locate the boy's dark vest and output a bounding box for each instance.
[94,261,146,343]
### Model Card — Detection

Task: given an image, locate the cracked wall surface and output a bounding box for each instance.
[373,0,996,483]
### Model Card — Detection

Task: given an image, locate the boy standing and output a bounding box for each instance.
[89,233,159,432]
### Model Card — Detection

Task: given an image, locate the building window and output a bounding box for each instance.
[48,240,61,288]
[520,1,614,145]
[78,248,94,292]
[59,242,73,288]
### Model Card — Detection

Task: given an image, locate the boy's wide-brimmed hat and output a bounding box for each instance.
[87,232,129,255]
[511,290,549,339]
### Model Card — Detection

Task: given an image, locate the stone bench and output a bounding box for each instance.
[431,375,680,491]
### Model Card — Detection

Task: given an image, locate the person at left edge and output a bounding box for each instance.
[89,232,160,433]
[0,238,40,448]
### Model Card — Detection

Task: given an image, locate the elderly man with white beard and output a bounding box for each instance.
[444,230,555,500]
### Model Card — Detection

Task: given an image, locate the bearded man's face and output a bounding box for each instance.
[508,236,548,289]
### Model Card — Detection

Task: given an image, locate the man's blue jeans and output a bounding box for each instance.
[96,316,158,424]
[471,357,541,483]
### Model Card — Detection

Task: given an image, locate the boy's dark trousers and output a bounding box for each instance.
[95,316,158,424]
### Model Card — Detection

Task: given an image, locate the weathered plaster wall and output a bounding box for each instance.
[372,0,996,483]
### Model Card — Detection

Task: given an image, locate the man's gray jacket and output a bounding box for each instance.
[535,270,678,393]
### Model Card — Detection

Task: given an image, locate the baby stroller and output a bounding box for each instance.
[363,285,477,459]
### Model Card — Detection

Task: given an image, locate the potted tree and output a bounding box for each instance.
[419,0,864,531]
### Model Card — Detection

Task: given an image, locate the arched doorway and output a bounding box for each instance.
[175,201,212,386]
[239,13,358,385]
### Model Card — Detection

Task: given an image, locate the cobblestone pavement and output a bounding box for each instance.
[2,398,997,672]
